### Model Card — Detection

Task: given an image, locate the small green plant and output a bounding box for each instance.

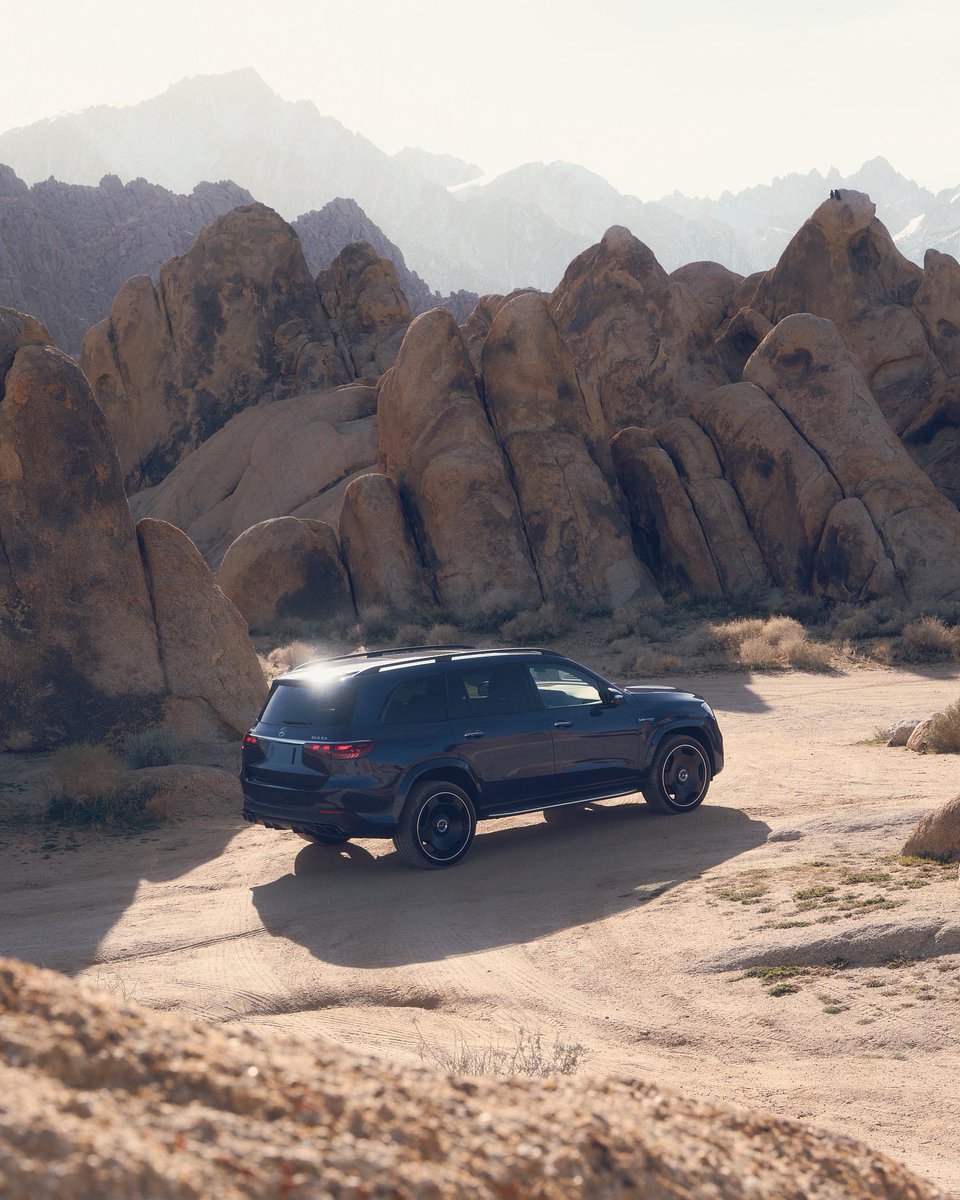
[768,982,800,997]
[123,727,184,769]
[416,1024,587,1078]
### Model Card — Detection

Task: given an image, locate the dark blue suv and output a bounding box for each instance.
[241,645,724,869]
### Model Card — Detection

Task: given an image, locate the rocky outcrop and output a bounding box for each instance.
[913,249,960,378]
[130,384,377,568]
[137,518,266,734]
[378,309,542,620]
[744,314,960,601]
[482,293,655,609]
[317,241,411,378]
[746,191,945,433]
[0,166,252,354]
[901,380,960,506]
[0,307,262,750]
[80,203,350,491]
[669,260,743,332]
[0,957,941,1200]
[338,473,435,618]
[550,226,728,434]
[218,517,354,631]
[901,794,960,861]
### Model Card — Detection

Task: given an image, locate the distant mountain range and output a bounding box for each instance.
[1,68,958,306]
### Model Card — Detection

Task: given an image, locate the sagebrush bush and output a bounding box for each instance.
[358,604,398,642]
[926,701,960,754]
[45,742,163,825]
[900,616,959,662]
[123,727,184,769]
[710,615,833,671]
[267,640,325,674]
[394,622,430,646]
[425,622,461,645]
[501,603,573,643]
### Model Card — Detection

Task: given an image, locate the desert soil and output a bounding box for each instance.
[2,666,959,1194]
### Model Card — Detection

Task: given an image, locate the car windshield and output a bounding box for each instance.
[260,681,357,731]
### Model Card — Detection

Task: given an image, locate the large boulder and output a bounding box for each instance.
[0,956,941,1200]
[80,204,350,491]
[0,334,166,750]
[744,314,960,601]
[219,517,354,632]
[901,380,960,506]
[378,309,541,619]
[338,473,435,619]
[136,518,266,735]
[481,293,655,610]
[550,226,728,434]
[130,384,378,567]
[316,241,411,379]
[912,248,960,379]
[747,191,944,432]
[668,260,743,332]
[901,794,960,862]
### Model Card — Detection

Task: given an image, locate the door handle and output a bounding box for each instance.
[553,720,572,728]
[462,730,485,740]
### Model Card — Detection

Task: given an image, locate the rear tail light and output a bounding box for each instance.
[303,740,374,761]
[242,733,265,763]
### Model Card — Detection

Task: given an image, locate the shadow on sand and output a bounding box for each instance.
[251,800,769,969]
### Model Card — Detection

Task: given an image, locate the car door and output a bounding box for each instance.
[445,662,557,812]
[527,663,641,798]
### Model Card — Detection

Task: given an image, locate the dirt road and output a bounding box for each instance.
[2,667,959,1193]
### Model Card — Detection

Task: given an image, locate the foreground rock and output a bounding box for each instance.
[0,958,940,1200]
[901,795,960,862]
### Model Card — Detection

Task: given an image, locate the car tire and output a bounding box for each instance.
[642,734,711,814]
[393,781,477,869]
[295,831,350,846]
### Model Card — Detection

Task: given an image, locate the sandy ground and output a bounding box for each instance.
[2,666,959,1194]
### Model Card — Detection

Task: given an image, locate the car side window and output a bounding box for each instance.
[528,664,603,708]
[381,676,447,724]
[450,664,539,717]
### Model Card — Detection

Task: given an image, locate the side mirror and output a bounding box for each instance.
[606,688,625,707]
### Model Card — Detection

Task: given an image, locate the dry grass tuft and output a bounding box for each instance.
[48,743,123,799]
[711,615,834,671]
[900,616,959,662]
[45,743,163,825]
[925,700,960,754]
[502,604,573,643]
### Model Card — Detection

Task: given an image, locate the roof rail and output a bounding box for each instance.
[291,644,476,671]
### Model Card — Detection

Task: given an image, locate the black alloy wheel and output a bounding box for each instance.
[393,782,477,869]
[642,735,711,814]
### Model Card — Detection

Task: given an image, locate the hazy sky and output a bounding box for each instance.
[2,0,957,197]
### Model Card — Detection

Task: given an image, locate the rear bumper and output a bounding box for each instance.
[240,777,399,840]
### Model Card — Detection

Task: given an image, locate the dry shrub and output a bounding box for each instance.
[900,616,959,662]
[48,743,123,800]
[606,601,664,642]
[124,728,184,769]
[425,622,461,645]
[358,604,397,642]
[926,701,960,754]
[457,587,522,632]
[624,648,679,677]
[394,622,430,646]
[502,604,573,643]
[45,743,162,825]
[266,640,325,675]
[712,615,833,671]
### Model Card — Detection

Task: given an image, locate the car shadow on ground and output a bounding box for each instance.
[250,800,769,969]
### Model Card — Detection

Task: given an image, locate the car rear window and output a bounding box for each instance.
[260,681,357,732]
[381,676,447,724]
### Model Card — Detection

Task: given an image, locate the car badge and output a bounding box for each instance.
[278,727,287,737]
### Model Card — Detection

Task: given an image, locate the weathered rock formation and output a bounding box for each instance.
[317,241,411,378]
[744,191,945,434]
[0,957,941,1199]
[379,309,542,619]
[0,307,264,750]
[481,293,654,609]
[80,203,350,491]
[338,473,435,619]
[136,518,265,734]
[130,383,377,568]
[550,226,728,433]
[219,517,354,631]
